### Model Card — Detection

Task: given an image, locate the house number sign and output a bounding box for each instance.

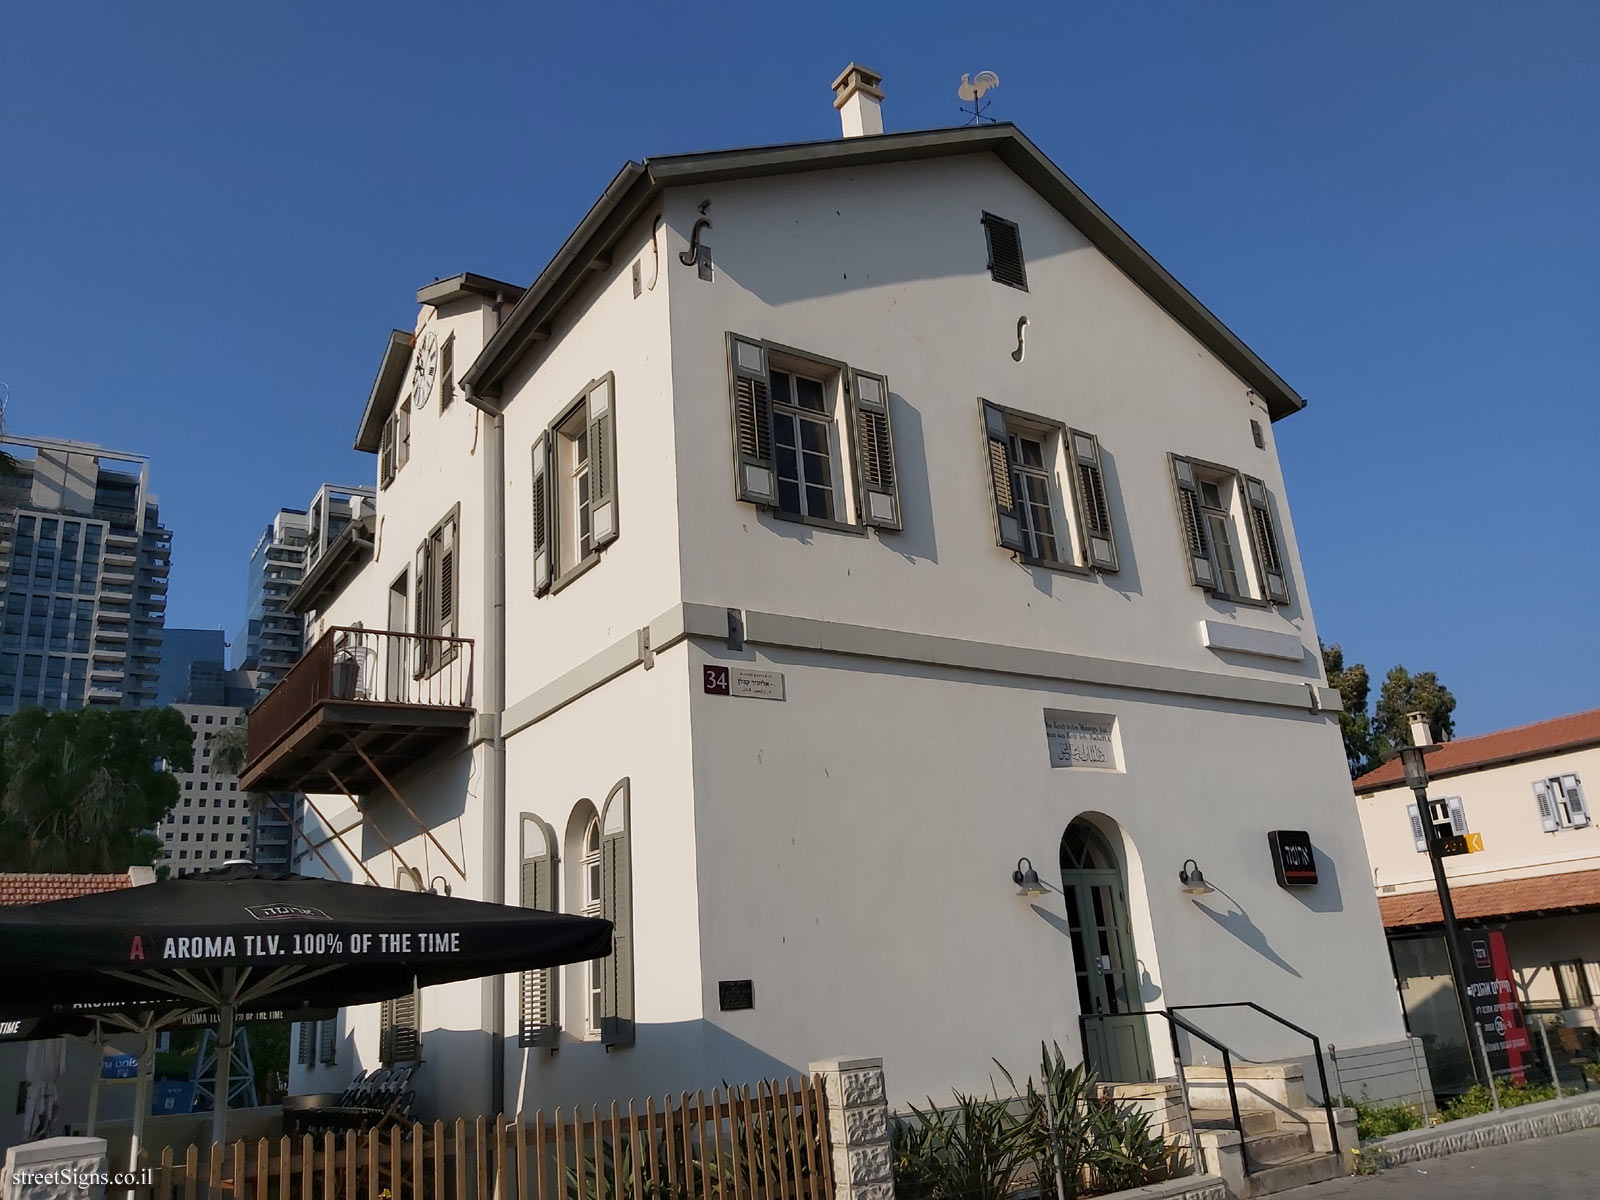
[703,666,785,701]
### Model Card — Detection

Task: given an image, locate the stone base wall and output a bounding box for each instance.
[2,1136,109,1200]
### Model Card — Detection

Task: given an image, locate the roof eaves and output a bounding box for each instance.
[416,272,527,309]
[288,516,375,615]
[354,330,415,453]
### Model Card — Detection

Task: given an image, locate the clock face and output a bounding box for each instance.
[411,331,439,409]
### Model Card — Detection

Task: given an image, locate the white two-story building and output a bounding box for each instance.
[1354,706,1600,1088]
[248,68,1417,1119]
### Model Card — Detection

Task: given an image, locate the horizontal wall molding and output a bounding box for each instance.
[502,603,1340,741]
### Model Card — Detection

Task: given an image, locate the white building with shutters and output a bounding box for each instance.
[255,68,1421,1120]
[1353,708,1600,1085]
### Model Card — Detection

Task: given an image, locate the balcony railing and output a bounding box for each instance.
[245,626,474,771]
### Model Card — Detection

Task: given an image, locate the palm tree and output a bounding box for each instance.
[209,720,280,855]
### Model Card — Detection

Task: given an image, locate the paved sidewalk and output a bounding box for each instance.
[1287,1125,1600,1197]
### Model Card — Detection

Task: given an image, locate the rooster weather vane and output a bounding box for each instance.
[958,71,1000,124]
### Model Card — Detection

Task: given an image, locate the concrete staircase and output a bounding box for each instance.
[1184,1063,1354,1198]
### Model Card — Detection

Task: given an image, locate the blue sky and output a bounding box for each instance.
[3,3,1595,734]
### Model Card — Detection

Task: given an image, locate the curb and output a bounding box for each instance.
[1370,1093,1600,1165]
[1090,1174,1228,1200]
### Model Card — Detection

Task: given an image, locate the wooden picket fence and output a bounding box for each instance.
[140,1075,834,1200]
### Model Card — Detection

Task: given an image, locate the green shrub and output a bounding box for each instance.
[1337,1094,1423,1141]
[893,1043,1172,1200]
[1440,1080,1557,1121]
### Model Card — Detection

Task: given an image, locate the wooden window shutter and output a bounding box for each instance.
[296,1020,313,1065]
[379,999,394,1064]
[1406,803,1428,852]
[1560,774,1590,828]
[379,418,396,488]
[1242,475,1290,603]
[587,377,619,548]
[981,213,1028,291]
[1169,455,1217,591]
[1534,780,1561,832]
[318,1018,336,1066]
[396,402,411,469]
[726,334,776,505]
[412,542,432,678]
[519,817,560,1048]
[435,518,457,639]
[1445,797,1468,836]
[531,432,553,595]
[438,335,454,411]
[980,400,1024,553]
[598,777,634,1048]
[1066,429,1118,571]
[387,986,419,1062]
[850,369,901,530]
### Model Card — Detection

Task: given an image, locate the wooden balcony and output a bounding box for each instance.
[240,627,474,794]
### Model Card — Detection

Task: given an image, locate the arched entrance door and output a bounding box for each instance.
[1060,819,1154,1082]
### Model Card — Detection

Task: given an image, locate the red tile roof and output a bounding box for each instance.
[1378,868,1600,929]
[0,872,137,907]
[1353,707,1600,792]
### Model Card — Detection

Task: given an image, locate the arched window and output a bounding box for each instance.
[581,815,603,1036]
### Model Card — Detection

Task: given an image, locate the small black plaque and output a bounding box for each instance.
[718,979,754,1011]
[1268,830,1318,887]
[703,666,730,695]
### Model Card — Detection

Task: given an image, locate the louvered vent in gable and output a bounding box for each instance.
[982,213,1028,291]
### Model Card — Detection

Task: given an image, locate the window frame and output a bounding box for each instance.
[543,373,620,596]
[1170,454,1277,607]
[413,505,461,678]
[981,399,1111,575]
[581,816,603,1039]
[1554,959,1593,1009]
[767,351,849,529]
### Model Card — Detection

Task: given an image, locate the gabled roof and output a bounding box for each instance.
[1353,707,1600,792]
[415,272,525,309]
[461,123,1307,421]
[288,514,375,615]
[354,330,414,454]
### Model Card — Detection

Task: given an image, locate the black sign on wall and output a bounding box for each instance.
[1268,830,1318,887]
[718,979,755,1011]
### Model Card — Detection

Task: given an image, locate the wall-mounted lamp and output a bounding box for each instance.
[1179,859,1214,896]
[1012,857,1047,896]
[428,875,453,897]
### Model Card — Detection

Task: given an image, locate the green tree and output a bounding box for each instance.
[0,706,194,872]
[1374,665,1457,757]
[1321,642,1375,778]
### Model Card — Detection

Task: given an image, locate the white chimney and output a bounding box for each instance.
[832,63,884,138]
[1407,711,1435,748]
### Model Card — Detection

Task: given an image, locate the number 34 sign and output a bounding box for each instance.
[703,665,785,701]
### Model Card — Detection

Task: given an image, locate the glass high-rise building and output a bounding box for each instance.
[235,484,373,687]
[0,437,171,713]
[155,627,227,706]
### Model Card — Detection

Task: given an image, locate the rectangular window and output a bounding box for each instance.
[1169,455,1291,604]
[438,335,454,411]
[533,375,618,595]
[725,335,902,532]
[1555,960,1594,1009]
[1535,775,1590,832]
[981,212,1028,291]
[980,400,1118,571]
[772,367,838,522]
[379,988,420,1064]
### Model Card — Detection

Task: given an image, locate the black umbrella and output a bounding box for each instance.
[0,865,611,1147]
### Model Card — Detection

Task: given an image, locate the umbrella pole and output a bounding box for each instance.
[128,1024,154,1183]
[212,971,237,1147]
[86,1024,104,1137]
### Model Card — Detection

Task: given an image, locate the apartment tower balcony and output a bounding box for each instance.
[239,626,474,795]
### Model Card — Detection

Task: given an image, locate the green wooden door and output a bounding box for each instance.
[1061,821,1154,1083]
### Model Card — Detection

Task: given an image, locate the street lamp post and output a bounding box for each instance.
[1398,712,1491,1087]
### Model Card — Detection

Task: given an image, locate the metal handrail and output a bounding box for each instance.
[1079,1008,1250,1174]
[1167,1002,1339,1161]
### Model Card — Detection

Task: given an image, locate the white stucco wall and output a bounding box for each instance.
[683,640,1404,1107]
[662,157,1323,689]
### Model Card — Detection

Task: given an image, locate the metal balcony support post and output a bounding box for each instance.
[259,792,347,883]
[345,738,468,879]
[297,791,382,886]
[327,769,417,882]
